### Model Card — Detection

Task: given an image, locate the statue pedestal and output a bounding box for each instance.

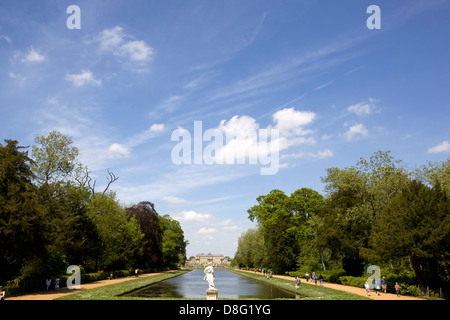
[205,289,219,300]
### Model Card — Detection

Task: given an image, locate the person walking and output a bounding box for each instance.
[395,282,400,297]
[305,272,309,282]
[364,281,371,296]
[374,279,380,296]
[381,277,387,293]
[55,277,60,290]
[319,274,323,286]
[294,277,300,290]
[45,278,52,291]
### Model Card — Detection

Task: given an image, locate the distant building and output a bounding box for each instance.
[187,252,230,267]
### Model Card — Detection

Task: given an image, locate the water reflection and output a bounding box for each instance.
[129,269,300,299]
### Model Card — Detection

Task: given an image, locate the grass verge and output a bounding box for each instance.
[56,270,190,300]
[230,269,370,300]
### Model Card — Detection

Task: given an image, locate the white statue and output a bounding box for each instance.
[203,263,216,290]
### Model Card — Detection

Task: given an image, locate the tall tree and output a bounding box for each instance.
[370,179,449,288]
[160,214,188,267]
[87,192,144,270]
[126,201,163,268]
[0,140,46,283]
[31,131,79,185]
[317,150,409,275]
[247,188,323,273]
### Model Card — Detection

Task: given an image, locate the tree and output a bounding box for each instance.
[247,188,324,273]
[126,201,163,268]
[86,192,144,270]
[0,140,46,283]
[317,150,409,275]
[31,131,79,185]
[234,228,265,268]
[370,179,449,288]
[160,215,188,267]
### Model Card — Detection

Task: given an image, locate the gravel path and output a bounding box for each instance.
[239,270,424,300]
[5,272,167,300]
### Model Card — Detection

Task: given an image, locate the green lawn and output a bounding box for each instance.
[56,270,190,300]
[230,269,370,300]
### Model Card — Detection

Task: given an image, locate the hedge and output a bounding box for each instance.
[4,266,175,297]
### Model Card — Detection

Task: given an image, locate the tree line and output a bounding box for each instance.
[0,131,187,287]
[234,151,449,292]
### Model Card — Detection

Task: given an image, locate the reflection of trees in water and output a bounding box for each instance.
[131,281,183,298]
[129,269,300,299]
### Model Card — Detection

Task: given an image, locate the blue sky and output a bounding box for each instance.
[1,0,449,258]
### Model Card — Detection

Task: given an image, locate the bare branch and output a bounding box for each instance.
[102,169,119,196]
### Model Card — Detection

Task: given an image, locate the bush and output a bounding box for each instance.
[339,276,366,288]
[320,269,346,283]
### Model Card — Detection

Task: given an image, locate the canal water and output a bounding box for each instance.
[128,269,299,299]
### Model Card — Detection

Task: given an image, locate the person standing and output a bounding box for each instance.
[319,274,323,286]
[381,277,387,293]
[55,277,60,290]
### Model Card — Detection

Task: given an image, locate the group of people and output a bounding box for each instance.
[364,277,401,297]
[45,277,60,291]
[253,268,274,279]
[305,272,324,286]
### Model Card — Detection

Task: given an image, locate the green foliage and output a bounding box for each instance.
[31,131,79,184]
[0,132,188,294]
[237,150,449,298]
[86,193,145,270]
[243,188,324,273]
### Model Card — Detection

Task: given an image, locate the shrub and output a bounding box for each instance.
[339,276,366,288]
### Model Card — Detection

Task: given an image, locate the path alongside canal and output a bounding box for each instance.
[6,269,424,300]
[238,269,424,300]
[5,271,177,300]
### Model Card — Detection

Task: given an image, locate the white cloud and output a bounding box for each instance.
[172,210,213,223]
[198,227,217,234]
[347,98,378,116]
[107,143,131,158]
[65,69,101,87]
[428,141,450,153]
[345,123,368,140]
[96,26,155,63]
[22,47,45,62]
[149,123,165,132]
[162,196,191,204]
[273,107,316,136]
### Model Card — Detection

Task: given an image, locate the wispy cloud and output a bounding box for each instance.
[0,34,12,43]
[21,47,45,62]
[65,69,102,87]
[347,98,379,116]
[162,196,192,204]
[344,123,369,140]
[94,26,155,72]
[9,72,26,85]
